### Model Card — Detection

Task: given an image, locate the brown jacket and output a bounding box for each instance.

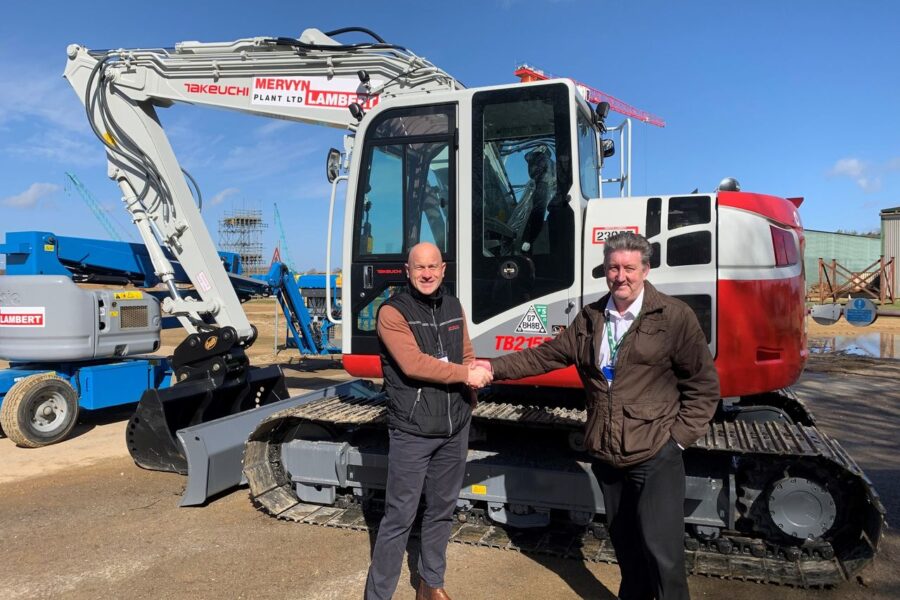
[491,282,720,467]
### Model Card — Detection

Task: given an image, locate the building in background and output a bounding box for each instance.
[882,207,900,300]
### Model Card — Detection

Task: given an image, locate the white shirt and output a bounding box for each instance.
[598,288,644,370]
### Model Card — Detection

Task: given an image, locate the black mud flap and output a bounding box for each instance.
[126,365,288,474]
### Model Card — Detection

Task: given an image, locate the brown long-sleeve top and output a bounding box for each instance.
[377,304,475,384]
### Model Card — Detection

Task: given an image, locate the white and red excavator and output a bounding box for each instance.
[40,26,882,586]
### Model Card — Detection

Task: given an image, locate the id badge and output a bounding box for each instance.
[601,365,615,382]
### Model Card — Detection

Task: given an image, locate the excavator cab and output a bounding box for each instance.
[343,82,582,370]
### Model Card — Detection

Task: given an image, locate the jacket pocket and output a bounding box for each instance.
[621,401,669,455]
[630,323,668,365]
[410,388,452,436]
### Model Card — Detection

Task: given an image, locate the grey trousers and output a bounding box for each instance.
[592,438,689,600]
[364,421,469,600]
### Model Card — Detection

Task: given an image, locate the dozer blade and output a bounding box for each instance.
[177,380,380,506]
[126,365,288,474]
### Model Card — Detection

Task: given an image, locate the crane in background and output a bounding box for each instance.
[64,172,135,242]
[514,63,666,127]
[272,202,296,272]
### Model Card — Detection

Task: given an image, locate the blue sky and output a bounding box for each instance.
[2,1,898,271]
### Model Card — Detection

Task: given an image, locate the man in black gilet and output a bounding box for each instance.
[364,242,491,600]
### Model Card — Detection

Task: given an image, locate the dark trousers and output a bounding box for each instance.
[364,421,469,600]
[592,439,688,600]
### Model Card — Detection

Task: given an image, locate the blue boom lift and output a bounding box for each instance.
[0,231,339,447]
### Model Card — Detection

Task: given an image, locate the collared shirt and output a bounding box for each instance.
[598,288,645,370]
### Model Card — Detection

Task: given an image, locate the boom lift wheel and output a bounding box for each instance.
[0,374,80,448]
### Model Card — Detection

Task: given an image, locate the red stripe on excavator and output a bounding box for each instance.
[718,191,801,230]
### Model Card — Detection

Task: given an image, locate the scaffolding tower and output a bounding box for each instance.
[218,207,268,275]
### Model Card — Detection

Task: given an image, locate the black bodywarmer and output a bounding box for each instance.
[379,285,471,437]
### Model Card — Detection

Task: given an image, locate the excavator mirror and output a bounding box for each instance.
[594,101,610,130]
[601,138,615,159]
[326,148,342,183]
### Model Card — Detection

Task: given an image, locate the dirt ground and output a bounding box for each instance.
[1,304,898,599]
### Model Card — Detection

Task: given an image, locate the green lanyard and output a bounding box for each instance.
[606,319,622,366]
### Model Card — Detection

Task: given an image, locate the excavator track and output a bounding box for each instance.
[244,389,883,587]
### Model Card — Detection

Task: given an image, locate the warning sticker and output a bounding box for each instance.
[592,226,639,244]
[515,304,548,334]
[0,306,45,327]
[250,76,381,111]
[114,291,143,300]
[197,272,212,293]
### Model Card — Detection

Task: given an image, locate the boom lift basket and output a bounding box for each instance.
[126,364,288,473]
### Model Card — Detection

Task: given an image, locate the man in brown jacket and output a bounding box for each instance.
[486,232,720,600]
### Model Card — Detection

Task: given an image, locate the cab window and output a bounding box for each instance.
[354,105,455,260]
[577,111,600,199]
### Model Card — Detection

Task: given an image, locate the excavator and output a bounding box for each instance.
[52,26,882,586]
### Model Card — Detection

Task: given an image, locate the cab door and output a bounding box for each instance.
[466,83,579,356]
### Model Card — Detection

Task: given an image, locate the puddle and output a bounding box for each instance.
[808,333,899,359]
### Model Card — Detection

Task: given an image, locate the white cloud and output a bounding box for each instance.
[2,182,61,208]
[220,139,320,181]
[828,157,865,178]
[210,187,240,205]
[255,120,293,137]
[0,63,87,134]
[3,129,102,167]
[827,157,888,194]
[0,60,102,169]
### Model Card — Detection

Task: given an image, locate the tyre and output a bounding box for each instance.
[0,374,80,448]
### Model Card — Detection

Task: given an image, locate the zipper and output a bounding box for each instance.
[432,305,453,436]
[601,309,648,455]
[409,388,422,421]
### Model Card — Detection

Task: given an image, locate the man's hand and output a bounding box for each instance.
[467,364,493,389]
[471,359,493,375]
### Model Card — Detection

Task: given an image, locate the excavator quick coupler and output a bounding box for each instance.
[126,327,289,473]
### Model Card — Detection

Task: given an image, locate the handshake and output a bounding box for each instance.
[467,359,494,389]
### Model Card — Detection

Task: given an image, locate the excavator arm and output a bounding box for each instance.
[63,27,460,341]
[61,27,460,473]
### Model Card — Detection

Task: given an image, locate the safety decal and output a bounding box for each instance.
[196,272,212,293]
[114,291,143,300]
[0,306,45,327]
[592,226,639,244]
[515,304,548,334]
